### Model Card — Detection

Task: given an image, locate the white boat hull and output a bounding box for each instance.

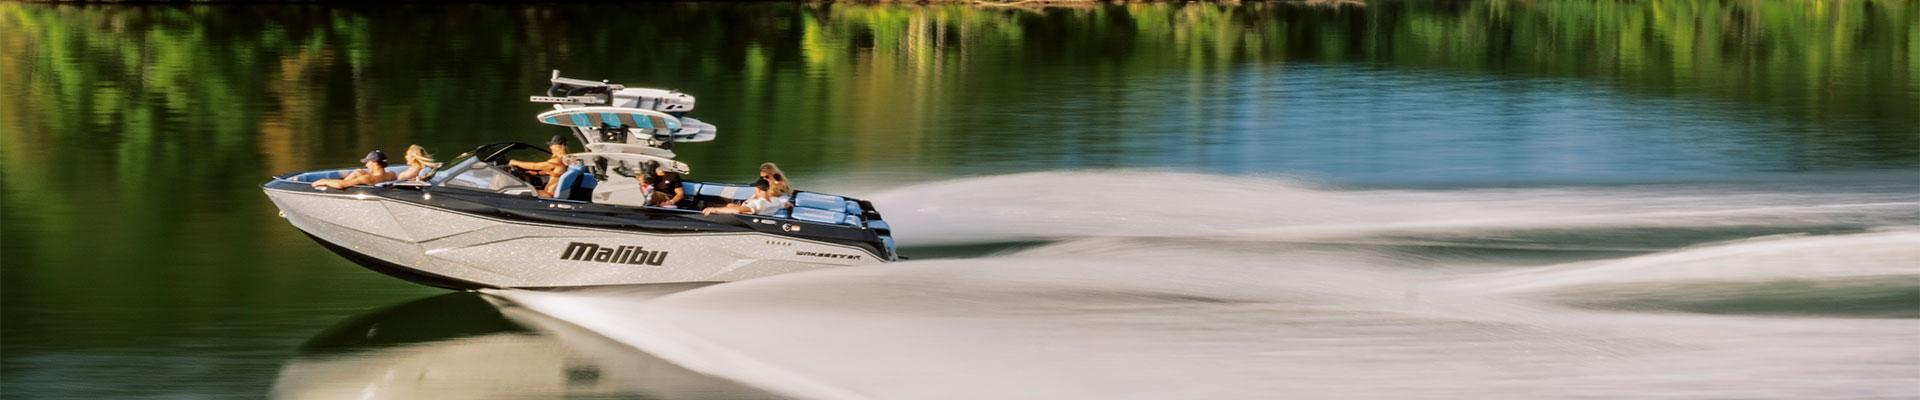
[264,188,883,289]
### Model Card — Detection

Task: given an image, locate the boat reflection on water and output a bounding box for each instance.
[273,291,779,399]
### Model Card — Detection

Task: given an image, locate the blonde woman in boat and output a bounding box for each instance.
[759,162,793,198]
[396,144,443,181]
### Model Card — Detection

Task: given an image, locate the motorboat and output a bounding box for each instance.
[261,71,897,290]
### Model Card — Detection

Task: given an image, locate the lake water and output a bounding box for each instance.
[2,2,1916,399]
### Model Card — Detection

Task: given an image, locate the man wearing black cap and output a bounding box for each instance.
[311,150,398,190]
[509,134,573,175]
[508,135,575,197]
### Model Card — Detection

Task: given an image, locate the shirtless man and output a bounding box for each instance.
[508,135,573,197]
[510,135,571,176]
[311,150,397,190]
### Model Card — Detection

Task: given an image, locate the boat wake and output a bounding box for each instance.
[1462,230,1920,318]
[488,171,1920,399]
[868,171,1918,250]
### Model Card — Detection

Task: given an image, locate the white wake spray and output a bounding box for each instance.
[863,170,1918,249]
[489,171,1920,399]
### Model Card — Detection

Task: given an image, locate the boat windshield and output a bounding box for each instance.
[428,154,480,185]
[432,155,537,195]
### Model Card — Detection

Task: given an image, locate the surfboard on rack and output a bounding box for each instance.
[535,106,682,132]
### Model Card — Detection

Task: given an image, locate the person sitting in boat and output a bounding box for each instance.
[507,135,573,198]
[509,134,571,176]
[758,162,794,200]
[648,163,685,207]
[396,144,443,182]
[702,179,785,216]
[311,150,397,190]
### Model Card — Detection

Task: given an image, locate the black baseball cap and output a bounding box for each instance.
[548,134,569,145]
[360,150,387,164]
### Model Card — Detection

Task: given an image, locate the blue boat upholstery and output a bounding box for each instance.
[554,165,591,200]
[790,192,862,226]
[680,182,702,198]
[790,207,845,224]
[793,192,842,210]
[698,184,755,202]
[573,172,597,201]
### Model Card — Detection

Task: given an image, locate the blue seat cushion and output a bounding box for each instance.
[794,192,845,210]
[698,184,754,201]
[790,207,845,224]
[553,165,587,199]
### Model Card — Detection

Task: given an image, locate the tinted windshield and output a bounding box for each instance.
[428,154,480,184]
[436,159,535,195]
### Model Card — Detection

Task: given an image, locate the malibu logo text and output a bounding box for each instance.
[561,242,669,266]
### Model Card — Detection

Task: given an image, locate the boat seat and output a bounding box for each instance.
[553,165,597,201]
[697,183,755,202]
[573,174,598,201]
[793,192,843,210]
[790,192,862,226]
[790,207,846,225]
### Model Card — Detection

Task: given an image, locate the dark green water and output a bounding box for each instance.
[2,2,1916,398]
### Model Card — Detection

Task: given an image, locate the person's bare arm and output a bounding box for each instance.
[312,171,390,190]
[508,160,559,172]
[667,187,684,205]
[702,204,749,215]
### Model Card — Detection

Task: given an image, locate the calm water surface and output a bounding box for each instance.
[2,2,1916,399]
